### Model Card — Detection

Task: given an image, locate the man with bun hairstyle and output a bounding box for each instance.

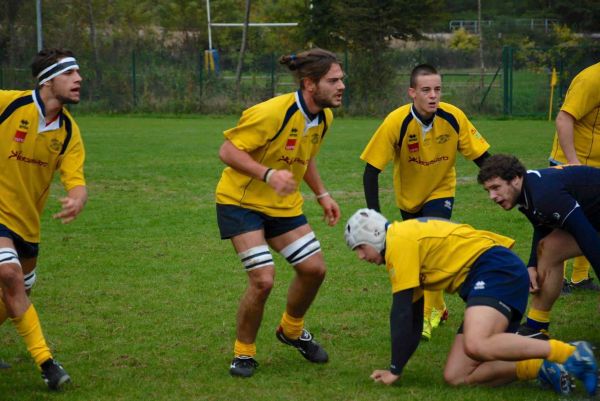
[343,209,598,396]
[0,48,87,390]
[215,48,344,377]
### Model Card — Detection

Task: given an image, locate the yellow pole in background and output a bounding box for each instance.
[548,67,558,121]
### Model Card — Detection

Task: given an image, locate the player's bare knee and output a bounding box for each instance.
[249,275,275,298]
[443,368,464,386]
[0,254,23,289]
[463,340,490,362]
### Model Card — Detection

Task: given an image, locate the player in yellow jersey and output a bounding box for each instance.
[343,209,598,396]
[0,48,87,390]
[216,48,344,377]
[361,64,491,340]
[548,62,600,293]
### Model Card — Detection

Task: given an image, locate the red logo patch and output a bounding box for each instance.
[14,130,27,143]
[285,138,297,150]
[408,142,419,152]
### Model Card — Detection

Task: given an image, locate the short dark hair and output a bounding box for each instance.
[477,154,527,184]
[410,64,438,88]
[279,48,341,89]
[30,48,75,78]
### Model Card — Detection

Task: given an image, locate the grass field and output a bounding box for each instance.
[0,115,598,401]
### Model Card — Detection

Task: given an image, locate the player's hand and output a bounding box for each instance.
[370,369,400,385]
[317,195,340,226]
[527,266,539,293]
[53,196,85,224]
[268,170,297,196]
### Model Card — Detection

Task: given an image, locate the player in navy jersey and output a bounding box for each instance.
[477,154,600,339]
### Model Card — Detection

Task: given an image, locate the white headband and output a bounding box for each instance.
[37,57,79,85]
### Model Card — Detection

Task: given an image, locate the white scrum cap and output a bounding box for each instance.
[344,208,388,253]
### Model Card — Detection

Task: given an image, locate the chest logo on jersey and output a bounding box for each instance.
[407,133,419,153]
[286,130,298,150]
[435,134,450,144]
[14,120,31,143]
[311,133,319,144]
[14,130,27,143]
[50,138,62,152]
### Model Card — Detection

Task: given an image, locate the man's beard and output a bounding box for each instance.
[57,94,80,105]
[313,90,340,109]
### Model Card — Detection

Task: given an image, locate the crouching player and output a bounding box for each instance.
[344,209,598,395]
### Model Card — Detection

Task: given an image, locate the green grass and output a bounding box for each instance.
[0,116,598,401]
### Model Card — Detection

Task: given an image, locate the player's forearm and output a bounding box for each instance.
[556,111,579,164]
[363,163,381,212]
[303,159,327,196]
[389,289,420,375]
[219,140,270,181]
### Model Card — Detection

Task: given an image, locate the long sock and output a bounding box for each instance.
[571,256,591,283]
[280,311,303,339]
[424,290,445,319]
[547,339,576,364]
[526,308,550,331]
[515,359,543,380]
[234,339,256,358]
[11,304,52,367]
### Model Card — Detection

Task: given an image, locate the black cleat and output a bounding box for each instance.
[40,359,71,391]
[229,356,258,378]
[516,324,550,340]
[0,359,10,369]
[570,278,600,292]
[276,327,328,363]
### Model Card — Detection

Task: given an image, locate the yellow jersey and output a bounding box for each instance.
[384,218,514,301]
[361,102,489,212]
[0,89,86,242]
[215,91,333,217]
[549,62,600,166]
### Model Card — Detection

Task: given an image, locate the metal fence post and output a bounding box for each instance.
[502,46,513,116]
[270,52,275,98]
[132,50,137,107]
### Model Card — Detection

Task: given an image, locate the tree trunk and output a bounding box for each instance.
[235,0,251,100]
[478,0,485,89]
[87,0,102,99]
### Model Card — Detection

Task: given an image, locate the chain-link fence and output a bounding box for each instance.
[1,45,598,117]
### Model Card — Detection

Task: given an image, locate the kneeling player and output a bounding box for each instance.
[344,209,598,395]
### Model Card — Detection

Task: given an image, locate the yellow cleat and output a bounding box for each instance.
[421,318,432,341]
[430,308,449,329]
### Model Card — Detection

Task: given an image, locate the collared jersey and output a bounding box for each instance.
[549,62,600,166]
[518,165,600,269]
[384,218,514,301]
[0,89,86,242]
[361,102,489,212]
[215,91,333,217]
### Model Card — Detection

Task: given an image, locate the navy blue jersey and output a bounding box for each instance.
[518,165,600,274]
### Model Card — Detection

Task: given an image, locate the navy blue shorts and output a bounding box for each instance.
[216,204,308,240]
[458,246,529,332]
[0,224,39,258]
[400,197,454,220]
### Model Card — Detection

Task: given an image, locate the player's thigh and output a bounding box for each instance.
[538,228,581,262]
[268,224,325,273]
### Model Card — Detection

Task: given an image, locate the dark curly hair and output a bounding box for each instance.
[477,154,527,184]
[30,48,75,78]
